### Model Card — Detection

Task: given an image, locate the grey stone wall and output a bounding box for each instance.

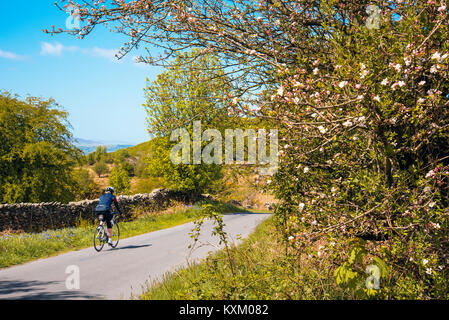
[0,189,197,233]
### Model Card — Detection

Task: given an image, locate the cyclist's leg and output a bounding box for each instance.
[105,211,113,239]
[96,211,105,226]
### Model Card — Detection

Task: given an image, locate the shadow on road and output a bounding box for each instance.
[113,244,152,251]
[229,212,272,215]
[0,279,103,300]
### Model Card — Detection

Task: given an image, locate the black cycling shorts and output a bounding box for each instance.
[96,211,113,228]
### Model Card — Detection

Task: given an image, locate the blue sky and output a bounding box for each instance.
[0,0,162,145]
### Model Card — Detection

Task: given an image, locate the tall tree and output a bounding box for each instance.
[144,50,230,195]
[0,92,81,203]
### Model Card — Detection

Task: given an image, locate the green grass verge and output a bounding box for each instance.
[140,216,345,300]
[0,200,244,270]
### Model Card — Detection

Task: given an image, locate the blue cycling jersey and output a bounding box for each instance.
[96,193,118,212]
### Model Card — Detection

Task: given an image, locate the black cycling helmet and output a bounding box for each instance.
[106,186,115,194]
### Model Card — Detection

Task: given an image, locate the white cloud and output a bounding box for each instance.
[40,42,119,62]
[0,49,26,60]
[90,47,119,61]
[40,42,65,56]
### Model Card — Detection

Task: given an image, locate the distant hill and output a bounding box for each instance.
[74,138,135,155]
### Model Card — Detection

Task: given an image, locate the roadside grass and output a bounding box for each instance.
[140,217,345,300]
[0,200,244,270]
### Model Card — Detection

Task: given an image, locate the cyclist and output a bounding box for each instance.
[95,186,122,246]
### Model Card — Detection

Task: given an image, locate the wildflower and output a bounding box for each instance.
[304,167,310,173]
[423,258,429,265]
[313,67,319,75]
[288,236,294,241]
[426,268,433,275]
[381,78,389,86]
[373,95,381,102]
[298,203,305,211]
[418,80,426,86]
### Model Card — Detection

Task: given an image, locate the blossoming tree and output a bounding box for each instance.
[49,0,449,298]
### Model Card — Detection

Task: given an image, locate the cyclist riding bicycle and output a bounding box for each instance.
[95,186,122,246]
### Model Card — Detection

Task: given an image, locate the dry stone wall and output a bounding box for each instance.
[0,189,198,233]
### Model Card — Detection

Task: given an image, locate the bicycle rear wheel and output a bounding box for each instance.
[110,222,120,248]
[93,225,106,252]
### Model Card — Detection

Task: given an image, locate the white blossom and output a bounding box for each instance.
[338,81,348,88]
[318,126,327,134]
[431,52,441,61]
[343,120,353,127]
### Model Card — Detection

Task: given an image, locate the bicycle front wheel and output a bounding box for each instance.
[93,225,105,252]
[110,222,120,248]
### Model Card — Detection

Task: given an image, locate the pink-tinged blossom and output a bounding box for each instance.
[431,52,441,60]
[338,81,348,88]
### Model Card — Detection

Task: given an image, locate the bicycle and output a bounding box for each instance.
[93,212,120,252]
